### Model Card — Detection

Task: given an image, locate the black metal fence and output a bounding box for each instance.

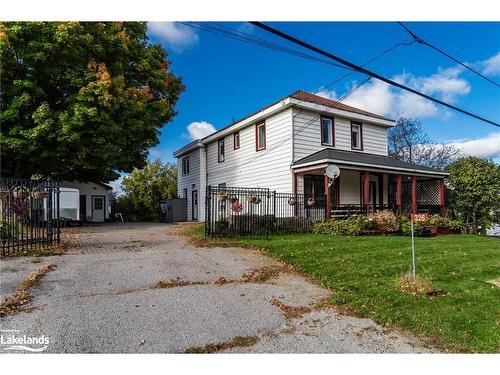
[0,178,60,256]
[205,186,325,238]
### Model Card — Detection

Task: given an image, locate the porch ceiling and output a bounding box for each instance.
[291,149,448,177]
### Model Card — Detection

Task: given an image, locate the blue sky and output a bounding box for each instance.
[147,22,499,163]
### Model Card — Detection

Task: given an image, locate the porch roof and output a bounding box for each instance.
[291,148,449,177]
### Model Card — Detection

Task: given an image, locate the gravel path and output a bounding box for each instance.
[0,223,435,353]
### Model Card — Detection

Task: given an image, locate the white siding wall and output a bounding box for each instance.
[60,181,111,221]
[176,148,201,221]
[206,108,294,193]
[292,108,388,161]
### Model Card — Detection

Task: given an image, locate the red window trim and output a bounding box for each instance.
[233,131,240,150]
[217,138,225,163]
[320,115,335,147]
[350,121,364,151]
[255,122,266,151]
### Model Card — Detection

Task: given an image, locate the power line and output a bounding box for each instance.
[180,22,356,72]
[397,22,500,88]
[250,22,500,128]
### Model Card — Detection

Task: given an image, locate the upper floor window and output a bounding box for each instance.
[351,122,363,150]
[218,139,225,162]
[256,122,266,151]
[320,116,334,146]
[182,156,190,175]
[233,131,240,150]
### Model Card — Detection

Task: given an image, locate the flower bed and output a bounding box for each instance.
[313,212,462,236]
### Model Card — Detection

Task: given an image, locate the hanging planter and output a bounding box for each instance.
[0,189,9,200]
[253,196,262,204]
[217,192,228,202]
[231,201,243,213]
[12,187,28,199]
[229,195,238,204]
[32,190,48,200]
[12,198,28,216]
[307,198,316,207]
[247,194,257,203]
[288,197,296,206]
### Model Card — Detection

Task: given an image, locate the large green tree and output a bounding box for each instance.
[116,159,177,221]
[0,22,183,181]
[447,156,500,234]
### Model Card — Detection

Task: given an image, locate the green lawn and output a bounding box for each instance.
[188,226,500,352]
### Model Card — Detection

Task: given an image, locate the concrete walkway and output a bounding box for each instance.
[0,223,434,353]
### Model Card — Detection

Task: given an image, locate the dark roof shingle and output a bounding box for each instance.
[292,148,447,175]
[290,90,393,122]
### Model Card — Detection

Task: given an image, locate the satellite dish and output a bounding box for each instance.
[325,165,340,179]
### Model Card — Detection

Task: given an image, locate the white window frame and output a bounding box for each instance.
[320,116,334,146]
[256,122,266,151]
[351,122,363,151]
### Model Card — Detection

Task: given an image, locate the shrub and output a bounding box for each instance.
[368,210,398,232]
[397,216,425,236]
[427,215,461,230]
[312,215,371,236]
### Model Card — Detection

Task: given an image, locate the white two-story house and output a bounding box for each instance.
[174,90,448,222]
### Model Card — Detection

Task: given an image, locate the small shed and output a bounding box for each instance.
[160,198,187,222]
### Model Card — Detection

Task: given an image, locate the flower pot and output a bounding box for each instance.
[307,198,315,207]
[253,197,262,204]
[247,195,257,203]
[288,197,296,206]
[229,196,238,204]
[32,190,48,200]
[12,187,28,199]
[436,226,450,235]
[217,193,228,202]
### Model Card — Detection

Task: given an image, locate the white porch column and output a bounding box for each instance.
[199,146,207,222]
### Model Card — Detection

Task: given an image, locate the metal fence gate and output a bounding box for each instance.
[0,178,60,256]
[205,186,325,238]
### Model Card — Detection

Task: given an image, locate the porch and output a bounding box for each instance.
[292,149,448,219]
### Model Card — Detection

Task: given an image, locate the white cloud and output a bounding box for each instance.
[187,121,216,140]
[147,22,199,52]
[477,52,500,76]
[449,132,500,159]
[318,65,472,119]
[108,175,125,197]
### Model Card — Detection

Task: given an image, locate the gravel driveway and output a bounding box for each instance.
[0,223,434,353]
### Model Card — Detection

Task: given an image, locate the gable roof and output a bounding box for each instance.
[292,148,448,176]
[289,90,393,122]
[173,90,395,157]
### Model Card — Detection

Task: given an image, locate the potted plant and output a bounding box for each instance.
[307,198,315,207]
[0,189,9,200]
[229,195,238,204]
[247,194,257,203]
[288,197,296,206]
[12,187,28,199]
[217,192,228,202]
[32,189,48,200]
[253,196,262,204]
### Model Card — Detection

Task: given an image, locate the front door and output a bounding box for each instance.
[92,195,105,222]
[192,190,198,221]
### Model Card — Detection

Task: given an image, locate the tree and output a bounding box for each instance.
[116,160,177,221]
[0,22,183,182]
[388,116,461,170]
[447,157,500,234]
